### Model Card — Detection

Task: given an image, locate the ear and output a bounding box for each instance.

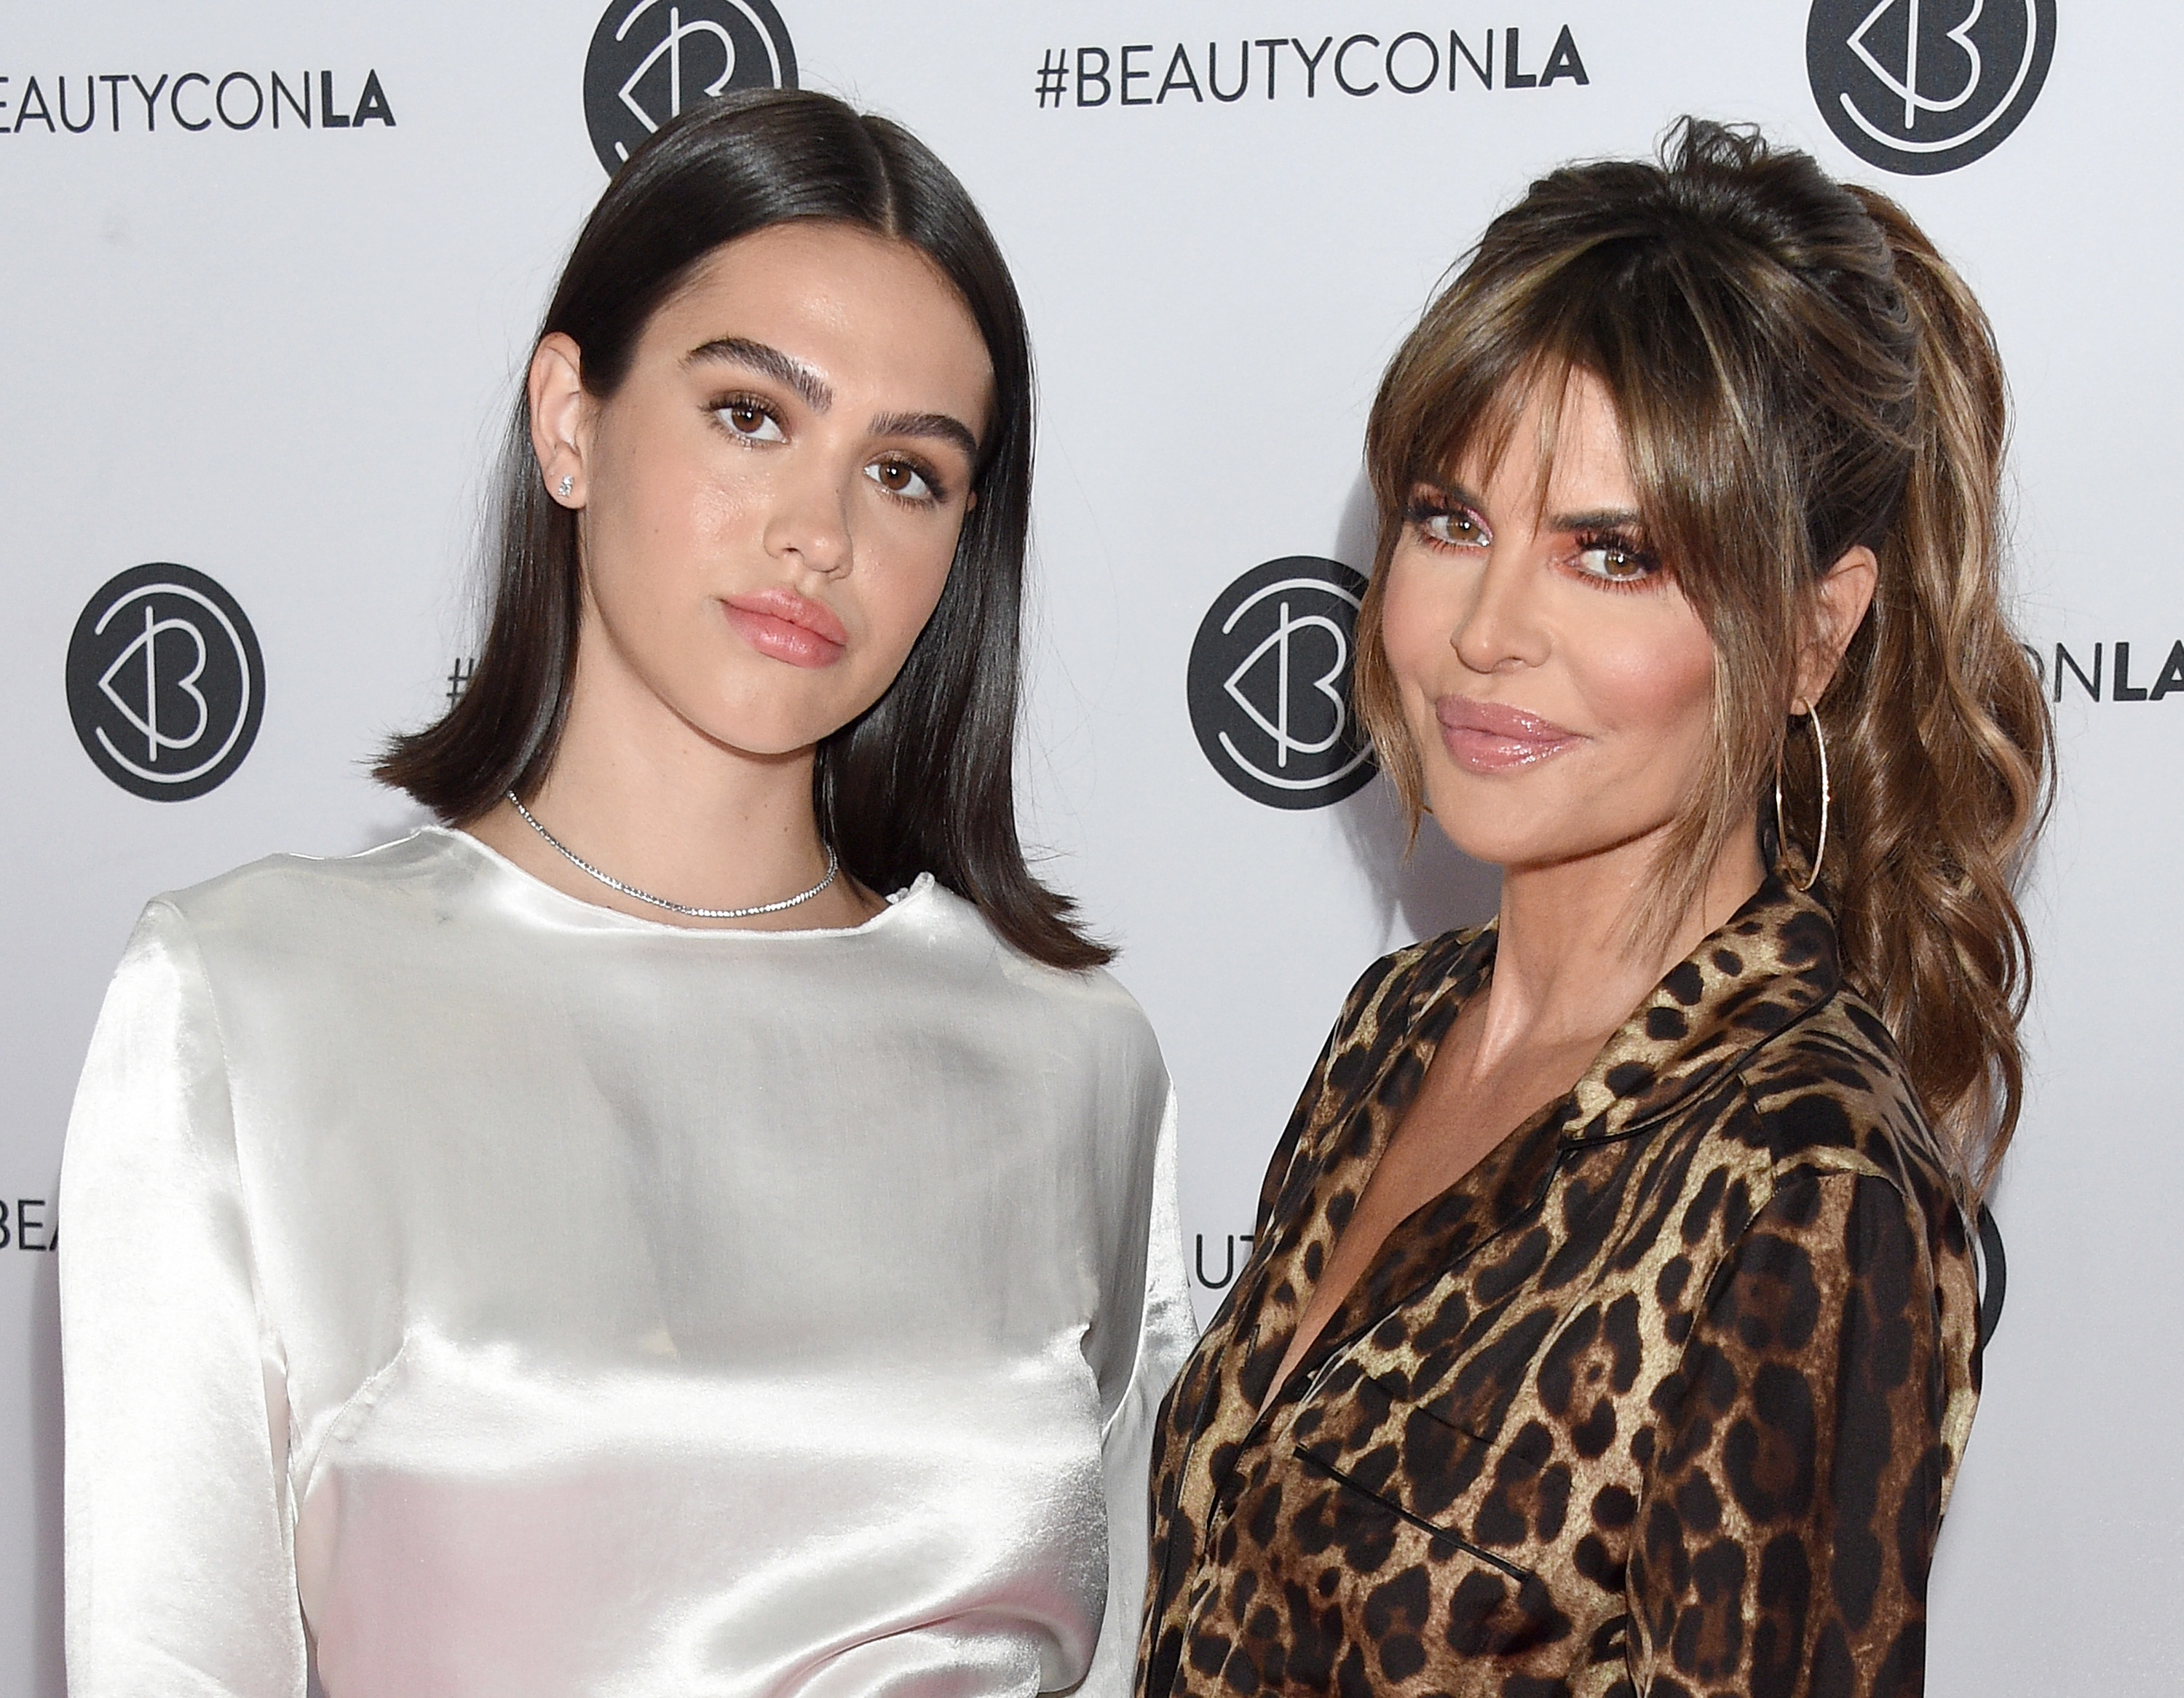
[529,333,590,507]
[1796,544,1878,711]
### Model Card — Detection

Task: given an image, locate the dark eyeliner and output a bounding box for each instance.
[1569,528,1665,591]
[874,451,950,507]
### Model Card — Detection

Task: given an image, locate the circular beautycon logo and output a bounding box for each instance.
[1187,557,1376,811]
[1807,0,2054,175]
[584,0,799,175]
[66,563,266,802]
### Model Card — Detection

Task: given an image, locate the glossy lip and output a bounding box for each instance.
[722,587,849,670]
[1435,695,1585,774]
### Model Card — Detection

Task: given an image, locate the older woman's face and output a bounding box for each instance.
[1380,371,1719,873]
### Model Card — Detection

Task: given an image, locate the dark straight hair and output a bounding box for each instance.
[377,90,1110,970]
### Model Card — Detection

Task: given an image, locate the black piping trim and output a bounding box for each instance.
[1975,1202,2006,1352]
[1269,1136,1570,1430]
[1557,982,1846,1151]
[1294,1446,1540,1587]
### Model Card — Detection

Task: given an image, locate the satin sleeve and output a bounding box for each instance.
[60,901,304,1698]
[1079,1086,1195,1697]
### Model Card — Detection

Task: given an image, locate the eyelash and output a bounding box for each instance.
[1404,493,1664,593]
[1568,529,1663,593]
[705,392,951,509]
[1404,493,1489,550]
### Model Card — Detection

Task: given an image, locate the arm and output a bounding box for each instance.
[60,902,306,1697]
[1627,1170,1952,1698]
[1080,1085,1195,1697]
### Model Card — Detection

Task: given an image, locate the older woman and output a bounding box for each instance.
[1137,120,2046,1697]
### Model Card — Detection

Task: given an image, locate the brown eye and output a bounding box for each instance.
[1572,541,1661,586]
[865,457,935,502]
[715,400,784,443]
[1419,505,1489,549]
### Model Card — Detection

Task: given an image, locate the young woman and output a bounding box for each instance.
[1138,121,2046,1697]
[60,90,1192,1697]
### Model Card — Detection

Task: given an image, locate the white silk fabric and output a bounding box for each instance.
[59,830,1193,1698]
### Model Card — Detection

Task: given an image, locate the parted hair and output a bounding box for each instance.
[1354,118,2050,1201]
[376,90,1110,970]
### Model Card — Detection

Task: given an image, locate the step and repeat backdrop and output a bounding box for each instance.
[2,2,2175,1692]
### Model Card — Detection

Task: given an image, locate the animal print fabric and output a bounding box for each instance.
[1136,878,1980,1698]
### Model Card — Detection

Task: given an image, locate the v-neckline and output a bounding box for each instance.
[1241,871,1842,1432]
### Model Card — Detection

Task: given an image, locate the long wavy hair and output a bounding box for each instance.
[1353,119,2051,1202]
[376,90,1109,969]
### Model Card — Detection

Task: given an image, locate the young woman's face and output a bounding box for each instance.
[1380,371,1720,873]
[550,223,994,758]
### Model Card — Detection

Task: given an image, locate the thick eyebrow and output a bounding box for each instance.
[869,410,980,462]
[1429,477,1488,511]
[1550,507,1646,534]
[684,338,978,461]
[684,336,833,412]
[1424,480,1645,536]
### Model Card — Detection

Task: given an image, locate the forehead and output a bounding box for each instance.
[1453,368,1635,507]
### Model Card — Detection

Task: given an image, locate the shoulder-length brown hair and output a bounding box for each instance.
[1353,119,2050,1202]
[376,90,1109,970]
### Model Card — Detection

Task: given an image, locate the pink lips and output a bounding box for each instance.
[1436,696,1583,774]
[722,587,849,670]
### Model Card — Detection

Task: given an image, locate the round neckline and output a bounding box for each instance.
[423,825,934,940]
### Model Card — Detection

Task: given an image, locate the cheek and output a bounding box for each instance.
[586,421,723,600]
[1577,602,1718,762]
[852,516,962,664]
[1377,547,1458,699]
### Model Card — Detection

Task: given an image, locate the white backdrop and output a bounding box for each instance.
[3,3,2176,1693]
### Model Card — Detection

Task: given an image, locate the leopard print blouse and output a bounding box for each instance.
[1136,878,1981,1698]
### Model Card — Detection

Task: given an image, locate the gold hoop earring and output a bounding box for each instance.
[1773,707,1829,893]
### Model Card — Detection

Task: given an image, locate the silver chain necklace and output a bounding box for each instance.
[506,791,839,921]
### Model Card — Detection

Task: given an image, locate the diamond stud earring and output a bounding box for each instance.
[557,475,574,499]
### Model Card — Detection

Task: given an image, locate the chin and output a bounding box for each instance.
[1423,801,1575,871]
[687,707,838,760]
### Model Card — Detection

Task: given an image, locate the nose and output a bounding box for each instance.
[1450,544,1551,674]
[761,458,853,578]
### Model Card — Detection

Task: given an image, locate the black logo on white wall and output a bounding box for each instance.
[1808,0,2054,174]
[584,0,798,174]
[1188,558,1375,810]
[66,565,264,801]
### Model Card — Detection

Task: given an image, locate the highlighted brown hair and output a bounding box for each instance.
[1354,119,2050,1201]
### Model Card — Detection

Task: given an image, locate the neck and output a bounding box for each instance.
[466,623,877,930]
[1471,822,1765,1070]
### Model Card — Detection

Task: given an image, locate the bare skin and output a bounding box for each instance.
[1267,375,1874,1406]
[466,223,994,931]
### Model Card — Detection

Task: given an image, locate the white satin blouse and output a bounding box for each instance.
[60,828,1193,1698]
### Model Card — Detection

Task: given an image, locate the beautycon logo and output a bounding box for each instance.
[1188,558,1376,811]
[2027,638,2184,705]
[66,564,266,801]
[1034,25,1589,109]
[1806,0,2054,174]
[585,0,798,173]
[0,68,394,136]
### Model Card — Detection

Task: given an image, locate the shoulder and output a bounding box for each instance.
[147,829,472,967]
[1734,983,1958,1210]
[1338,924,1489,1037]
[163,828,459,913]
[1311,924,1489,1089]
[911,880,1169,1081]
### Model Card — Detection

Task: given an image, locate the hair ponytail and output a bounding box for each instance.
[1356,119,2050,1203]
[1819,190,2051,1199]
